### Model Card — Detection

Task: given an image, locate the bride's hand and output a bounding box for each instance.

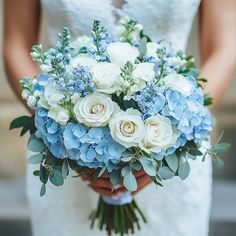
[82,170,152,197]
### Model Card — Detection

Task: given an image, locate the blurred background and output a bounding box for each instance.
[0,1,236,235]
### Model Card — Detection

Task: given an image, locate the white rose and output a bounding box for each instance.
[92,62,121,94]
[107,42,139,66]
[68,55,97,70]
[73,92,118,127]
[132,63,155,82]
[44,82,64,106]
[27,95,37,108]
[161,73,192,96]
[146,42,160,58]
[109,108,144,148]
[142,115,179,153]
[48,105,70,125]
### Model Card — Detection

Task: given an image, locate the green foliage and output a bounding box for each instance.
[10,115,36,136]
[138,37,147,59]
[110,170,122,186]
[159,166,175,179]
[178,156,190,180]
[139,157,156,176]
[49,169,64,186]
[204,94,213,106]
[28,153,44,164]
[165,154,178,172]
[40,184,46,197]
[123,169,137,191]
[139,30,152,43]
[28,135,46,152]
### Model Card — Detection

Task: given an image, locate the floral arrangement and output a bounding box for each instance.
[10,17,229,235]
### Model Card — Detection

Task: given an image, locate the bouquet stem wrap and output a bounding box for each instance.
[90,192,147,235]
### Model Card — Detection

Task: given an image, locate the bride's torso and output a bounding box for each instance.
[40,0,201,51]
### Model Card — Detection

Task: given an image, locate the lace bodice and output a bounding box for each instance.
[40,0,200,51]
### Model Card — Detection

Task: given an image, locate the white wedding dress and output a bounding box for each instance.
[27,0,212,236]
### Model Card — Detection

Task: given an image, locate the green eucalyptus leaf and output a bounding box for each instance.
[213,157,224,169]
[138,37,147,58]
[178,157,190,180]
[139,157,156,176]
[165,154,178,172]
[28,135,45,152]
[189,149,203,156]
[39,164,48,184]
[28,153,44,164]
[33,170,40,176]
[159,166,175,179]
[98,166,107,178]
[49,169,64,186]
[110,170,121,186]
[121,156,133,162]
[45,151,57,166]
[62,159,69,179]
[40,184,46,197]
[212,143,231,154]
[131,161,142,171]
[121,165,130,177]
[123,170,137,191]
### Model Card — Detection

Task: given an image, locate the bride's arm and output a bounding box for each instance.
[3,0,41,108]
[199,0,236,106]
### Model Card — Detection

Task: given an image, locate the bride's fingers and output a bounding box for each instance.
[132,175,152,196]
[88,178,114,189]
[90,186,117,197]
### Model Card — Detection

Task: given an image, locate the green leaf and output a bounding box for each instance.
[150,176,163,187]
[49,169,64,186]
[159,166,175,179]
[189,149,203,156]
[45,150,57,166]
[165,154,178,172]
[131,161,142,171]
[28,153,44,164]
[178,157,190,180]
[62,159,69,179]
[28,135,45,152]
[9,116,31,130]
[121,156,133,162]
[39,164,48,184]
[212,143,231,154]
[33,170,40,176]
[122,98,139,110]
[213,157,224,169]
[110,170,121,186]
[123,170,137,191]
[121,165,130,177]
[139,157,156,176]
[40,184,46,197]
[138,37,147,58]
[98,166,107,178]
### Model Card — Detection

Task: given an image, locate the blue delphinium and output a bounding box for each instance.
[35,108,69,158]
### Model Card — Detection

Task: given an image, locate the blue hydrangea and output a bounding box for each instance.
[63,123,126,171]
[34,109,126,171]
[35,108,69,158]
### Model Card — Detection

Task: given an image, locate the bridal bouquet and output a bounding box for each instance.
[10,17,229,235]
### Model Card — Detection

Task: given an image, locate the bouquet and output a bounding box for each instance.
[10,17,229,235]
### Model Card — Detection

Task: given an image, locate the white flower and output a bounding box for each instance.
[68,55,97,70]
[91,62,121,94]
[71,36,94,51]
[132,63,155,82]
[40,65,51,73]
[146,42,160,58]
[48,105,70,125]
[161,73,192,96]
[70,93,80,104]
[44,82,65,106]
[73,93,118,127]
[109,108,144,148]
[142,115,179,153]
[27,95,37,108]
[22,89,30,100]
[107,42,139,66]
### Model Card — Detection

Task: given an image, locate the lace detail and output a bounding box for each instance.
[27,1,212,236]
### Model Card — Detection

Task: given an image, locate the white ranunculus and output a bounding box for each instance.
[161,73,192,96]
[48,105,70,125]
[146,42,160,58]
[132,62,155,82]
[44,82,65,106]
[91,62,121,94]
[142,115,179,153]
[107,42,139,66]
[68,55,97,70]
[73,93,118,127]
[109,108,144,148]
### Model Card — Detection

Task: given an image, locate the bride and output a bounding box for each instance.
[3,0,236,236]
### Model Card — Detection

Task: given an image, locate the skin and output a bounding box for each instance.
[3,0,236,197]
